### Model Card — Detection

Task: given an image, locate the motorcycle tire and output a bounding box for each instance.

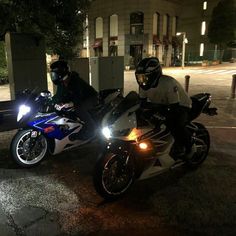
[186,122,210,168]
[93,152,135,201]
[10,129,48,168]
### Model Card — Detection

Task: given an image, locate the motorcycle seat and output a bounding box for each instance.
[190,93,211,120]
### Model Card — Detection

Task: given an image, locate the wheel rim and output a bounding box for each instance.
[188,132,209,164]
[102,154,134,195]
[16,131,47,165]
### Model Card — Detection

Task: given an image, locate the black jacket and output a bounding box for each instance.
[53,71,98,105]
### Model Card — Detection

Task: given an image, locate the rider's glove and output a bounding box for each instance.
[54,104,63,111]
[54,102,74,111]
[63,102,74,109]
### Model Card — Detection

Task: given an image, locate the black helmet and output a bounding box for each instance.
[50,60,69,85]
[135,57,162,90]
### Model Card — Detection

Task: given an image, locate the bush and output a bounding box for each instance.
[0,42,8,79]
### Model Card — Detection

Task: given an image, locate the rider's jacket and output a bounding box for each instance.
[52,71,98,105]
[139,75,192,109]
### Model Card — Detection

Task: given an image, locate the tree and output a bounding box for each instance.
[208,0,236,49]
[0,0,92,58]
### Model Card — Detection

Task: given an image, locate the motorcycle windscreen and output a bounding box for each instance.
[107,92,140,138]
[107,91,139,123]
[111,106,138,138]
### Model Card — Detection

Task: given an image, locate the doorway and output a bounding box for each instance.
[130,45,143,68]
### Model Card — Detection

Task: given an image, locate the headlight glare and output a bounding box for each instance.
[17,105,31,122]
[102,127,112,139]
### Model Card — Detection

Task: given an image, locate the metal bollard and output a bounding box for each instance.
[185,75,190,93]
[231,74,236,99]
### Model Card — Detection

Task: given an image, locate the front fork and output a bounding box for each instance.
[186,123,208,153]
[27,130,43,150]
[104,139,155,178]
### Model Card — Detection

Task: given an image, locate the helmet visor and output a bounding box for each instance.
[50,71,61,85]
[136,73,149,85]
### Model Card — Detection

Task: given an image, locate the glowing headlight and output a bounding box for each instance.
[17,105,31,122]
[102,127,112,139]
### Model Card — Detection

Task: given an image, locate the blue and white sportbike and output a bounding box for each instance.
[10,89,122,168]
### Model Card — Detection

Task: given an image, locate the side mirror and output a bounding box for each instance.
[40,90,52,98]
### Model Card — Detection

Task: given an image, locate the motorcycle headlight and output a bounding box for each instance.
[17,105,31,122]
[102,127,112,139]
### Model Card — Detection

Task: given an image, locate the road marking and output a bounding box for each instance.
[204,70,226,74]
[185,69,236,75]
[206,126,236,129]
[218,70,236,75]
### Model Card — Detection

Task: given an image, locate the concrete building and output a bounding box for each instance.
[179,0,221,63]
[85,0,222,67]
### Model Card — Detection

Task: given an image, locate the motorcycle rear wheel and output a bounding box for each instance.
[10,129,48,168]
[93,152,135,201]
[187,122,210,168]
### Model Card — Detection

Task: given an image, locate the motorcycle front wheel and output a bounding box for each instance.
[10,129,48,168]
[93,152,135,201]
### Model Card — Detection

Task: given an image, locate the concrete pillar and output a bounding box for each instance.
[5,32,47,100]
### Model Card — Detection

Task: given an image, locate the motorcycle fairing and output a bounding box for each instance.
[135,125,175,180]
[27,112,83,140]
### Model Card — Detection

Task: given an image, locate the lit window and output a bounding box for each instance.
[153,12,160,37]
[130,12,144,35]
[203,1,207,10]
[110,14,118,37]
[163,14,170,36]
[200,43,204,56]
[201,21,206,35]
[172,17,177,36]
[95,17,103,38]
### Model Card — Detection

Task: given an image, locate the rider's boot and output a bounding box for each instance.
[185,143,197,160]
[170,145,186,160]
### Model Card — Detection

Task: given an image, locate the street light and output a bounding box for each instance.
[176,32,188,69]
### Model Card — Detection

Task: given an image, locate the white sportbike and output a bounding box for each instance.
[93,91,217,200]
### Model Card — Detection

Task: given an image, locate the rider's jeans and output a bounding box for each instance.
[165,106,192,153]
[75,96,97,139]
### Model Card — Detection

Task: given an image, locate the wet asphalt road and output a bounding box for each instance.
[0,125,235,236]
[0,64,236,235]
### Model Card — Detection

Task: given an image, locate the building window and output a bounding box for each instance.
[163,14,170,36]
[130,12,144,35]
[94,17,103,57]
[153,12,160,38]
[110,14,118,37]
[203,1,207,10]
[201,21,206,35]
[172,16,177,36]
[200,43,204,56]
[95,17,103,38]
[109,14,118,56]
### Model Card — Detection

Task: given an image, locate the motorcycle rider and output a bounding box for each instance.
[135,57,193,159]
[50,60,98,140]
